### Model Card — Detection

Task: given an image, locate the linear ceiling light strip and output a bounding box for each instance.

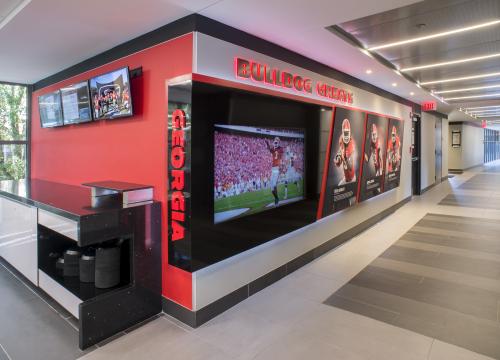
[434,84,500,94]
[401,53,500,72]
[420,71,500,85]
[465,105,500,110]
[444,93,500,100]
[466,109,500,113]
[368,20,500,51]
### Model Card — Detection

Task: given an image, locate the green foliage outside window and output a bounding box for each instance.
[0,84,27,180]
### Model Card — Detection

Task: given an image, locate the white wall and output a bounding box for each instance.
[193,33,413,310]
[448,123,484,170]
[421,112,436,190]
[442,119,449,178]
[462,124,484,169]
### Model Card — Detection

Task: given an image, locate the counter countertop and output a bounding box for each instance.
[0,179,131,221]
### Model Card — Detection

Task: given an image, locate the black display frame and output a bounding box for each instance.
[38,90,64,128]
[61,80,93,125]
[168,81,322,272]
[89,66,134,121]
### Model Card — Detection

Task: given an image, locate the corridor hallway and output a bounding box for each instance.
[74,161,500,360]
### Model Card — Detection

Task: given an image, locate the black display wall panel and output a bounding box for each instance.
[173,82,323,271]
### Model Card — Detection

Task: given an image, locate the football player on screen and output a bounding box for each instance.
[365,123,382,176]
[284,147,300,200]
[266,136,284,206]
[387,125,401,172]
[334,119,357,185]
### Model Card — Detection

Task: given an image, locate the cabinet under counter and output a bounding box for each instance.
[0,179,161,349]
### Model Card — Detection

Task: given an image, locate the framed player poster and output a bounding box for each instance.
[321,107,366,216]
[384,118,404,191]
[359,114,388,202]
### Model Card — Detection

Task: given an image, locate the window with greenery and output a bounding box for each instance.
[0,83,28,180]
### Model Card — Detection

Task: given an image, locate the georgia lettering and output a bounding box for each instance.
[170,109,186,242]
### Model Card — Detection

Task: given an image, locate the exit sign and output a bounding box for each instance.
[422,101,437,111]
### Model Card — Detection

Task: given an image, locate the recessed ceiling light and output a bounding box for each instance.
[400,52,500,72]
[434,84,500,94]
[368,20,500,51]
[410,92,415,95]
[420,71,500,85]
[366,69,372,74]
[392,83,397,87]
[444,93,500,101]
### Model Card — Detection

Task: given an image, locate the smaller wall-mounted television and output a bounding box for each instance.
[61,81,92,125]
[89,67,133,120]
[39,91,63,128]
[214,125,305,224]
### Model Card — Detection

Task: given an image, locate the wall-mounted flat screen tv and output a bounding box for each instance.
[214,125,305,224]
[61,81,92,125]
[89,67,133,120]
[39,91,63,128]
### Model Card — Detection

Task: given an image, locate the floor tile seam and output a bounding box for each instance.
[419,220,500,231]
[426,339,435,360]
[395,240,500,264]
[327,291,401,318]
[0,262,79,331]
[0,263,67,316]
[415,222,500,239]
[0,344,12,360]
[343,277,500,329]
[371,258,500,296]
[420,214,500,226]
[409,227,497,241]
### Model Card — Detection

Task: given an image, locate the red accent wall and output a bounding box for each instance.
[31,33,194,309]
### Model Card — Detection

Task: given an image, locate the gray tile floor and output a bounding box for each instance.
[4,163,500,359]
[0,260,95,360]
[326,170,500,359]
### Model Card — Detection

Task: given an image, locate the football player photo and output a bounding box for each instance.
[359,115,388,202]
[321,107,365,216]
[384,118,404,191]
[214,125,305,224]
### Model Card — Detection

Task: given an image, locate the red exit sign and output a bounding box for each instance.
[422,101,437,111]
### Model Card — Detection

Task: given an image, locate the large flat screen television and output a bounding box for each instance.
[38,91,63,128]
[89,67,133,120]
[214,125,305,224]
[61,81,92,125]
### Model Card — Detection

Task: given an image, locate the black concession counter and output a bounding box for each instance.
[0,179,161,349]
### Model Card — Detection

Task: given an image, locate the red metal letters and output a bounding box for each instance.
[170,109,186,242]
[235,57,353,104]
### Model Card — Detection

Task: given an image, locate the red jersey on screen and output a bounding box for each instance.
[370,141,382,173]
[387,136,401,172]
[271,147,284,167]
[336,138,356,182]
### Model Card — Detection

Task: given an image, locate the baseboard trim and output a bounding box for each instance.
[163,195,412,327]
[449,164,484,174]
[421,182,438,194]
